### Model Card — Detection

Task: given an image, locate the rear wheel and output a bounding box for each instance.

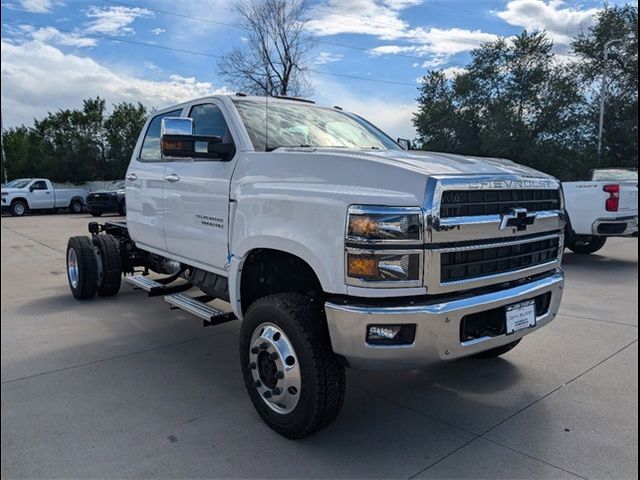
[10,200,27,217]
[474,339,522,358]
[567,235,607,254]
[69,199,83,214]
[66,236,98,299]
[240,293,345,439]
[92,234,122,296]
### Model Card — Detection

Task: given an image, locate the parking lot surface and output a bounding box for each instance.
[1,213,638,479]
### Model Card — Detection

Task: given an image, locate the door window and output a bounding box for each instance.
[139,109,183,161]
[31,181,47,190]
[189,104,231,139]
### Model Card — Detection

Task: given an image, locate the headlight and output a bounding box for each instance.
[346,206,422,243]
[345,206,423,287]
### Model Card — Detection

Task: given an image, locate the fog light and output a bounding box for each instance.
[366,324,416,345]
[369,326,401,340]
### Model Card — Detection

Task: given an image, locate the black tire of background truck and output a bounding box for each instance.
[66,236,98,299]
[239,293,346,439]
[92,234,122,296]
[90,211,103,217]
[70,199,83,214]
[10,200,28,216]
[118,200,126,216]
[473,339,522,359]
[567,235,607,254]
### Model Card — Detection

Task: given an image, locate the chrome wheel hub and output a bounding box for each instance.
[67,248,79,288]
[249,323,301,414]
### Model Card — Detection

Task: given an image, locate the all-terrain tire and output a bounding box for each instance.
[10,200,28,217]
[239,293,346,439]
[66,236,98,299]
[473,339,522,358]
[92,234,122,296]
[567,235,607,254]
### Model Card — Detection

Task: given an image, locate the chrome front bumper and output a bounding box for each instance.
[592,216,638,236]
[325,270,564,370]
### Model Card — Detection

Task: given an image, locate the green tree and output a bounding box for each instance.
[572,5,638,168]
[104,101,148,179]
[414,32,586,180]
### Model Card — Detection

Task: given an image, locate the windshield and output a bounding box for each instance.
[4,179,31,188]
[592,169,638,181]
[232,98,401,152]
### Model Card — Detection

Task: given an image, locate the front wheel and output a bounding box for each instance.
[239,293,345,439]
[10,200,27,217]
[567,235,607,254]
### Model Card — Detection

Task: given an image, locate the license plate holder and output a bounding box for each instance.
[505,300,536,335]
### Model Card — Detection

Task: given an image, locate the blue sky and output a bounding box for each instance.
[1,0,636,138]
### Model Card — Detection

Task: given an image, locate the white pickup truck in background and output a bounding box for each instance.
[563,168,638,254]
[1,178,87,216]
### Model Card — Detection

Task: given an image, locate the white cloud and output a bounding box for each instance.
[150,27,166,35]
[0,38,228,127]
[25,26,97,48]
[85,6,153,36]
[496,0,598,48]
[19,0,56,13]
[441,66,466,79]
[315,52,344,65]
[144,60,159,70]
[308,1,498,66]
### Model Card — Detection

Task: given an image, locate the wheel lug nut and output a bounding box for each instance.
[249,362,256,369]
[276,371,284,379]
[250,347,259,354]
[272,387,281,395]
[254,380,262,388]
[260,342,268,350]
[270,352,279,360]
[263,391,272,399]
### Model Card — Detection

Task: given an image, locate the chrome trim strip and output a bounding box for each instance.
[432,232,561,253]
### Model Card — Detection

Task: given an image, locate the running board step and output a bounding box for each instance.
[125,275,192,297]
[164,293,237,327]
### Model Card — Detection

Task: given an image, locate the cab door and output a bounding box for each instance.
[126,108,182,253]
[162,101,236,272]
[28,180,54,209]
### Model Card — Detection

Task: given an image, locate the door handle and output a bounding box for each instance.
[126,173,138,181]
[164,173,180,183]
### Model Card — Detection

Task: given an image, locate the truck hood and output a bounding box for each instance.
[1,187,26,194]
[315,148,554,178]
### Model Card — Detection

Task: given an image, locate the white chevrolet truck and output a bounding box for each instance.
[563,169,638,254]
[65,94,566,438]
[1,178,86,216]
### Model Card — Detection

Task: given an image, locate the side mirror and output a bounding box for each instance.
[160,117,235,161]
[29,186,37,192]
[397,138,412,150]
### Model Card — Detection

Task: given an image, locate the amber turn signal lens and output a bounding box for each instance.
[349,216,379,237]
[161,140,183,152]
[347,255,378,278]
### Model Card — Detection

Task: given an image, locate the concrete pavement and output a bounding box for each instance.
[1,213,637,479]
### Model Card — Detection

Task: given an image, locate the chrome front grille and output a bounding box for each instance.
[440,189,561,218]
[440,235,560,283]
[423,175,566,294]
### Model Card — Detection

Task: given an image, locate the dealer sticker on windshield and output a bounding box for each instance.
[505,300,536,335]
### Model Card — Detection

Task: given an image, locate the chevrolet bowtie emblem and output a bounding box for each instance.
[500,208,536,231]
